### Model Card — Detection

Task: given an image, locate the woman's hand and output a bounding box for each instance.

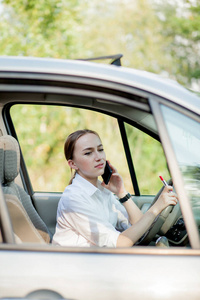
[149,185,178,216]
[101,161,127,198]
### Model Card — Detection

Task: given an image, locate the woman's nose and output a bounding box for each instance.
[94,151,101,160]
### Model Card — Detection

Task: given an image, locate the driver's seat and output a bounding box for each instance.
[0,135,51,243]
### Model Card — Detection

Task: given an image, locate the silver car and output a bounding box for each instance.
[0,56,200,300]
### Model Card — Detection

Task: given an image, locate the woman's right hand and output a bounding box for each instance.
[149,185,178,216]
[101,161,127,198]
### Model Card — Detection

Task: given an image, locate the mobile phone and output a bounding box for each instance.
[102,161,112,185]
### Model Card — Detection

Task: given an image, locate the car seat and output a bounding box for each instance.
[0,135,52,243]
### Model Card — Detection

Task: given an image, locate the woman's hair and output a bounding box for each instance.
[64,129,100,184]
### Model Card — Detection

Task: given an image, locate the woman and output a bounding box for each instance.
[52,129,178,247]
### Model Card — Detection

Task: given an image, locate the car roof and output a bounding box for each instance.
[0,56,200,114]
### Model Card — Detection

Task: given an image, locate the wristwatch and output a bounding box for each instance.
[119,193,131,204]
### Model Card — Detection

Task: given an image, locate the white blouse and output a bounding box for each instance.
[52,173,130,247]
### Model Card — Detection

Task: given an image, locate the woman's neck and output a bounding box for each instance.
[77,172,98,187]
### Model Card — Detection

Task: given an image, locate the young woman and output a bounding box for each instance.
[52,129,178,247]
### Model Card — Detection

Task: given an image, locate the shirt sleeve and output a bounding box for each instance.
[59,192,120,248]
[110,194,131,232]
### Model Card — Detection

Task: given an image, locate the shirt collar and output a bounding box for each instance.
[73,173,102,196]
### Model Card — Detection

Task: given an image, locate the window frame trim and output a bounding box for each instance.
[118,119,140,196]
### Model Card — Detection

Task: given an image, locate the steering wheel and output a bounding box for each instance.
[136,179,176,245]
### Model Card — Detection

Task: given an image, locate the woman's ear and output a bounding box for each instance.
[68,159,78,170]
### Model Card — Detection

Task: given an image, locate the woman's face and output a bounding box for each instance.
[68,133,106,184]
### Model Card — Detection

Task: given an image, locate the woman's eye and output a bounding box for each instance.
[99,148,104,152]
[84,152,91,156]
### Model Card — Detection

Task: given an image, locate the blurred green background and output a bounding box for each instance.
[2,0,200,193]
[1,0,200,89]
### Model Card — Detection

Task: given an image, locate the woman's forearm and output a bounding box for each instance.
[116,210,157,247]
[116,186,178,247]
[122,198,143,225]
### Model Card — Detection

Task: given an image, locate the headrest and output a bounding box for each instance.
[0,135,20,184]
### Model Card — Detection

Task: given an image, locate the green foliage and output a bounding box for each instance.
[125,123,170,194]
[1,0,199,88]
[0,0,83,58]
[10,105,70,191]
[153,0,200,87]
[78,0,172,74]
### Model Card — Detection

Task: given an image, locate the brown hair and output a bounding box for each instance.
[64,129,100,184]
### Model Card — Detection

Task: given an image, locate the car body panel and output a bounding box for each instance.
[0,245,200,300]
[0,56,200,114]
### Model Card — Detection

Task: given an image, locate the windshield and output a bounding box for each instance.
[161,105,200,232]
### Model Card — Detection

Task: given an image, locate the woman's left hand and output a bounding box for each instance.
[101,161,127,199]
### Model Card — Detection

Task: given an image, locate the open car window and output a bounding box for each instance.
[10,104,131,193]
[125,122,170,195]
[10,103,169,196]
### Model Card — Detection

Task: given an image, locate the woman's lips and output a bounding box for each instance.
[95,163,104,169]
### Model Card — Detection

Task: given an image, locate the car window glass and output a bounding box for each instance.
[125,122,170,195]
[10,104,132,193]
[161,105,200,234]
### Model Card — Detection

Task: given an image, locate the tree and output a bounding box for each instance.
[0,0,84,58]
[78,0,173,74]
[153,0,200,90]
[1,0,199,91]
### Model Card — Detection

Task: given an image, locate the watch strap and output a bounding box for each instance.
[119,193,131,203]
